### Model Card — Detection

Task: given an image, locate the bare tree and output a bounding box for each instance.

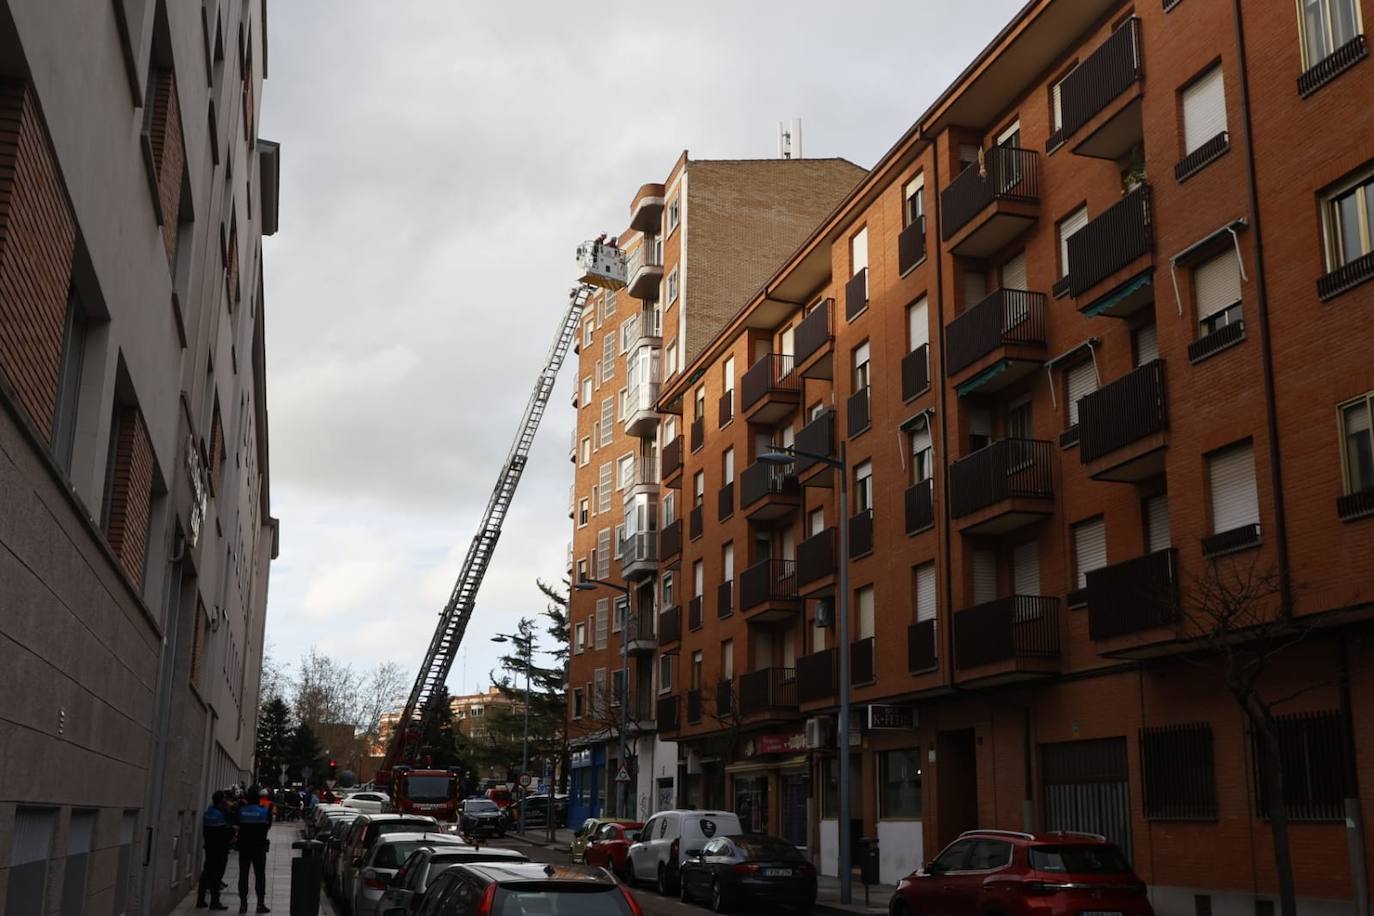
[258,642,289,705]
[357,661,408,742]
[293,648,362,728]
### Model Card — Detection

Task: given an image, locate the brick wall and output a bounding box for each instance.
[0,79,77,441]
[148,68,184,269]
[104,406,156,591]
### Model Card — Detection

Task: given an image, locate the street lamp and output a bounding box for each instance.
[575,577,633,820]
[759,441,853,904]
[492,625,534,833]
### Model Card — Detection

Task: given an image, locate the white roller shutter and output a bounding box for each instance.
[1195,251,1242,322]
[1012,541,1040,596]
[1146,496,1172,552]
[915,562,937,622]
[1066,361,1098,426]
[973,550,997,605]
[908,296,929,350]
[857,585,875,639]
[1001,253,1028,292]
[1060,207,1090,276]
[964,270,987,308]
[1209,444,1260,533]
[1073,517,1108,588]
[1182,67,1227,154]
[595,598,609,650]
[1135,324,1159,366]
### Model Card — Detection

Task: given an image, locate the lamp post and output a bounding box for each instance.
[575,577,633,820]
[760,441,852,904]
[492,624,534,834]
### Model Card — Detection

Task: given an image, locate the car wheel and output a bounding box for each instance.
[890,902,910,916]
[679,870,692,903]
[711,877,730,913]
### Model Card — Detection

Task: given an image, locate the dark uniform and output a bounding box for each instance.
[197,792,232,909]
[235,790,272,913]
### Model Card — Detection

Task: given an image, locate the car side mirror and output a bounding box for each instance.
[924,861,945,876]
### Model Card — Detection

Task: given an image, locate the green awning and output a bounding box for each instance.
[956,360,1009,397]
[1082,270,1153,318]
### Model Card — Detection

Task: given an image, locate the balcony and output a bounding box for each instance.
[940,146,1040,258]
[901,344,930,402]
[719,390,734,427]
[797,649,837,704]
[1338,488,1374,522]
[905,478,935,535]
[953,596,1060,683]
[689,504,703,541]
[737,667,799,719]
[1202,522,1261,558]
[690,415,705,453]
[848,509,874,559]
[716,678,734,718]
[1299,33,1368,97]
[844,269,868,321]
[686,688,703,724]
[625,240,664,299]
[1318,249,1374,302]
[739,558,799,621]
[629,182,666,232]
[661,436,683,487]
[1078,360,1168,481]
[850,637,876,686]
[659,518,683,562]
[898,215,927,275]
[717,482,734,522]
[658,605,682,646]
[657,695,680,733]
[1056,18,1143,160]
[945,289,1047,394]
[740,460,800,521]
[626,457,660,500]
[1068,184,1154,316]
[796,527,837,594]
[628,307,663,350]
[847,387,870,437]
[688,595,703,631]
[908,619,937,673]
[741,354,801,424]
[795,299,835,379]
[621,532,659,580]
[717,579,734,619]
[1087,549,1180,641]
[625,604,658,654]
[949,439,1055,534]
[624,382,662,437]
[795,409,837,487]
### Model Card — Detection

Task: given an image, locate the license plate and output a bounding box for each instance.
[762,868,792,877]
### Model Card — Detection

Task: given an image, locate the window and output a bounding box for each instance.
[595,598,609,650]
[663,490,677,526]
[597,529,611,579]
[600,397,615,445]
[574,624,586,655]
[879,749,923,818]
[967,840,1013,870]
[1145,495,1172,552]
[690,650,703,690]
[903,174,925,227]
[662,571,674,608]
[667,197,680,233]
[667,267,679,303]
[1051,71,1072,133]
[582,377,593,406]
[692,471,704,507]
[1195,250,1243,336]
[583,319,595,347]
[973,549,997,605]
[855,460,873,513]
[598,464,613,512]
[620,316,637,353]
[52,291,89,474]
[613,595,627,632]
[1072,517,1107,589]
[1340,393,1374,496]
[1253,709,1351,820]
[1141,723,1218,820]
[723,447,735,481]
[1013,540,1040,597]
[614,526,625,559]
[580,437,591,466]
[7,807,56,916]
[853,341,871,392]
[577,499,589,527]
[1296,0,1363,72]
[1065,361,1097,429]
[572,687,584,717]
[1058,205,1090,278]
[722,541,734,581]
[665,338,679,376]
[617,388,628,420]
[658,653,673,693]
[618,454,636,490]
[1134,324,1159,366]
[850,226,869,297]
[909,424,932,484]
[1323,169,1374,271]
[1207,442,1260,536]
[1182,66,1227,158]
[577,559,588,582]
[723,356,736,395]
[906,296,929,355]
[855,583,875,639]
[602,334,616,380]
[611,668,624,704]
[914,562,937,623]
[602,288,617,320]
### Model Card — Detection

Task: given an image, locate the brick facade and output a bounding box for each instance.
[104,406,156,591]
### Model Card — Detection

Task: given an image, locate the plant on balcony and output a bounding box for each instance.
[1120,146,1146,195]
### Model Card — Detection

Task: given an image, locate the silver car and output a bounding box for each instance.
[375,844,528,916]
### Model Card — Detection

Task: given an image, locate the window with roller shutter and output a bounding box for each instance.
[1195,251,1243,336]
[1181,67,1227,162]
[1145,496,1172,553]
[1013,541,1040,596]
[597,529,611,579]
[1134,324,1159,366]
[595,599,609,650]
[1065,361,1098,428]
[1073,517,1107,588]
[856,585,875,639]
[1058,206,1090,280]
[973,550,997,605]
[915,562,937,622]
[1207,443,1260,542]
[1001,252,1028,292]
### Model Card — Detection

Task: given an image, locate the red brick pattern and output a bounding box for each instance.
[105,406,155,591]
[148,69,184,268]
[0,79,77,441]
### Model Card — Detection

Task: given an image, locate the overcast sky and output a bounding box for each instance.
[256,1,1024,701]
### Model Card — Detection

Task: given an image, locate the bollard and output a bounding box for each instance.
[289,840,323,916]
[857,837,880,907]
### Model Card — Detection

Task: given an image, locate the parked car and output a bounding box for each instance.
[512,793,567,828]
[376,844,528,915]
[411,862,642,916]
[307,804,350,839]
[458,798,508,838]
[627,809,743,895]
[570,816,638,864]
[584,820,643,877]
[889,830,1152,916]
[350,832,467,916]
[680,833,816,913]
[342,790,392,815]
[338,814,442,908]
[485,786,514,809]
[323,814,362,896]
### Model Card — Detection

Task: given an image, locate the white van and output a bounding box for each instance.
[627,809,743,895]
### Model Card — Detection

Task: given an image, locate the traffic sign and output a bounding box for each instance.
[519,774,532,788]
[615,766,631,783]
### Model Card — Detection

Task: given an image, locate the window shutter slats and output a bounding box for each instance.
[1013,541,1040,596]
[1146,496,1172,553]
[1001,253,1028,292]
[1183,67,1227,154]
[908,297,929,350]
[1073,517,1108,588]
[1067,362,1098,426]
[1135,324,1159,366]
[1209,444,1260,533]
[916,563,937,622]
[973,550,997,604]
[1196,251,1243,321]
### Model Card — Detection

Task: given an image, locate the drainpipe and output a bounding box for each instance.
[1339,638,1370,915]
[931,139,958,687]
[1230,0,1293,619]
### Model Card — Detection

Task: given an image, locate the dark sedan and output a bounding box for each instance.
[458,799,508,838]
[679,834,816,913]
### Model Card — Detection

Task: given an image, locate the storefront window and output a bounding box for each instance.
[821,756,863,820]
[735,775,769,833]
[879,748,923,819]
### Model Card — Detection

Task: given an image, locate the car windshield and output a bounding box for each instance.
[466,801,500,813]
[1029,845,1132,874]
[493,886,633,915]
[374,841,434,869]
[405,776,451,804]
[730,838,804,861]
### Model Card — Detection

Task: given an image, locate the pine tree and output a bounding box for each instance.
[418,685,468,770]
[286,722,326,787]
[255,697,293,786]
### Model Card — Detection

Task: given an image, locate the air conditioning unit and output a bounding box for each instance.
[685,748,703,776]
[805,717,832,750]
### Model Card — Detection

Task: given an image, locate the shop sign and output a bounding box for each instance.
[745,731,806,757]
[866,704,916,730]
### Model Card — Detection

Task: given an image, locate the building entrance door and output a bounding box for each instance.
[936,729,979,846]
[780,773,808,846]
[1041,737,1133,863]
[734,775,769,834]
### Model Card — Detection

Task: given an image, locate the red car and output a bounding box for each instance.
[890,830,1152,916]
[584,820,644,877]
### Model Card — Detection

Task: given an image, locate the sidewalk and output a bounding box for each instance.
[814,873,896,916]
[507,826,575,851]
[170,823,338,915]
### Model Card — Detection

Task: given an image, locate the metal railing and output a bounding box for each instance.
[905,479,934,534]
[1086,549,1179,640]
[845,269,868,321]
[690,416,704,452]
[716,678,734,717]
[941,146,1041,241]
[688,595,703,631]
[1058,18,1142,139]
[901,344,930,401]
[794,299,834,365]
[624,604,657,646]
[1068,184,1153,298]
[908,619,937,673]
[945,289,1047,375]
[797,649,837,703]
[741,353,800,411]
[620,532,658,575]
[628,307,663,349]
[795,409,836,473]
[625,381,662,419]
[686,688,703,724]
[659,518,682,558]
[717,482,734,521]
[953,596,1061,669]
[657,605,682,645]
[898,216,927,274]
[738,667,798,717]
[848,508,873,558]
[1298,33,1368,97]
[949,439,1054,518]
[847,387,870,437]
[1079,360,1168,463]
[796,528,837,587]
[625,239,664,277]
[657,695,680,732]
[1317,248,1374,301]
[661,436,683,480]
[740,460,799,509]
[1188,319,1245,363]
[689,504,703,541]
[717,579,734,618]
[1201,523,1260,557]
[850,637,876,685]
[740,558,799,610]
[718,390,734,427]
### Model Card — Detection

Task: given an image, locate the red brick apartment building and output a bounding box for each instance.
[570,0,1374,912]
[565,154,864,821]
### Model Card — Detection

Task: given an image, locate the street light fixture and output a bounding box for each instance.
[575,577,634,820]
[759,441,853,905]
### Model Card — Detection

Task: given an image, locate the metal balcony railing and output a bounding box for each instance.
[686,689,703,724]
[739,558,798,610]
[1086,549,1180,640]
[657,605,681,645]
[717,482,734,521]
[797,649,837,704]
[657,695,680,732]
[624,604,657,646]
[949,439,1054,518]
[847,387,870,437]
[898,216,927,274]
[905,479,934,534]
[941,146,1041,241]
[689,504,703,541]
[659,518,682,559]
[794,299,834,365]
[620,532,658,574]
[795,409,836,474]
[741,353,800,412]
[740,460,799,509]
[953,596,1060,669]
[716,678,734,717]
[851,637,876,685]
[945,289,1047,375]
[1057,18,1142,140]
[662,436,683,480]
[901,344,930,401]
[845,269,868,321]
[1068,184,1153,298]
[719,390,734,427]
[738,667,798,717]
[908,619,937,673]
[848,509,874,558]
[796,528,837,587]
[688,595,703,631]
[1079,360,1168,463]
[717,579,734,618]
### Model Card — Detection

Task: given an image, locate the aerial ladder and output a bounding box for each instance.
[376,241,627,818]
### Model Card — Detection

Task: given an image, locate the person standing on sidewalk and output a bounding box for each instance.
[235,785,273,913]
[196,791,233,909]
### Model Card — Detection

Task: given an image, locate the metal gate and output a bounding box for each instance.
[1040,737,1133,863]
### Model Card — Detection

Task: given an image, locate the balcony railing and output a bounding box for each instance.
[718,482,734,521]
[625,381,662,417]
[901,344,930,401]
[738,667,798,717]
[741,353,800,412]
[1057,18,1142,140]
[620,532,658,576]
[657,695,680,732]
[1087,549,1180,640]
[686,689,703,724]
[717,579,734,618]
[740,558,798,610]
[625,604,657,647]
[662,436,683,481]
[851,637,876,685]
[845,269,868,321]
[908,619,937,673]
[1317,249,1374,302]
[949,439,1054,518]
[740,460,799,510]
[689,504,703,541]
[953,596,1060,670]
[719,390,734,427]
[716,678,734,717]
[898,216,927,274]
[1337,488,1374,522]
[690,416,705,452]
[797,649,837,704]
[626,242,664,298]
[1298,33,1368,97]
[795,409,836,474]
[1079,360,1167,463]
[1068,184,1153,298]
[795,299,833,365]
[1202,523,1260,557]
[796,528,837,587]
[945,289,1047,375]
[847,387,870,437]
[1188,320,1246,363]
[688,595,703,631]
[658,605,681,645]
[905,478,934,534]
[628,307,663,349]
[659,518,682,559]
[849,509,874,558]
[940,146,1040,241]
[628,455,660,488]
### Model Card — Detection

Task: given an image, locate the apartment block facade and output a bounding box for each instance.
[0,1,278,914]
[598,1,1374,913]
[565,153,864,826]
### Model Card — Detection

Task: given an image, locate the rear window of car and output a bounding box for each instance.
[1029,845,1131,873]
[374,841,431,869]
[730,839,803,861]
[493,886,633,915]
[686,815,740,840]
[369,820,436,843]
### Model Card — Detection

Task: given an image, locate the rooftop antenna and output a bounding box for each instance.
[777,118,803,159]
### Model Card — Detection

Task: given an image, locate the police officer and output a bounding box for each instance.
[196,791,233,909]
[235,785,272,913]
